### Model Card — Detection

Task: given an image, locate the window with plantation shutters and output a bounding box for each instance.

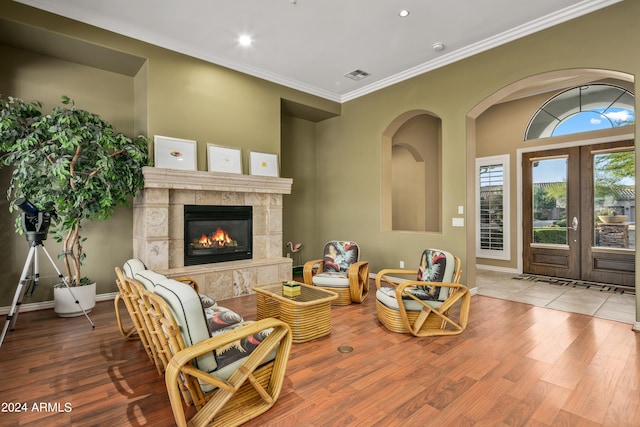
[476,155,510,260]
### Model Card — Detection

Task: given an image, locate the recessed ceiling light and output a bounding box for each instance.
[238,35,252,47]
[399,9,410,17]
[432,42,445,51]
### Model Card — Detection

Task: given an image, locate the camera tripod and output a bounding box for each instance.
[0,238,95,350]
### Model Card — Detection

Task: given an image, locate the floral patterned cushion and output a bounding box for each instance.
[204,306,244,335]
[321,241,360,273]
[199,294,217,309]
[213,322,273,373]
[414,249,456,301]
[154,278,274,390]
[375,249,456,309]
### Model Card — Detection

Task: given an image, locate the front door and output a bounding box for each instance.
[522,140,635,286]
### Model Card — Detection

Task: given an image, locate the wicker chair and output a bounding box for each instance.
[114,259,147,340]
[114,259,188,343]
[134,278,292,427]
[114,259,215,374]
[303,240,369,305]
[375,249,470,337]
[114,264,162,372]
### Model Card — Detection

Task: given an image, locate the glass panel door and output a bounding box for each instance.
[532,157,568,245]
[593,149,635,250]
[522,147,580,279]
[523,141,635,286]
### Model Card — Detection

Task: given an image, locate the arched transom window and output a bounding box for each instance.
[525,84,634,140]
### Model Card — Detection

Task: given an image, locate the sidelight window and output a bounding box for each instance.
[476,155,510,260]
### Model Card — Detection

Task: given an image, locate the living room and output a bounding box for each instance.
[1,1,639,425]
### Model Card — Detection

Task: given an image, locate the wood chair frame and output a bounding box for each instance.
[114,266,204,373]
[114,283,139,340]
[375,255,471,337]
[303,259,369,305]
[114,267,159,369]
[139,288,293,427]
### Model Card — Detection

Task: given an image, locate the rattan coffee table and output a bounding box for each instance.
[252,282,338,343]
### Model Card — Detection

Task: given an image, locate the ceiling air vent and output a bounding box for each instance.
[344,69,370,81]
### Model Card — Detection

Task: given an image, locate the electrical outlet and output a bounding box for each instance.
[400,260,405,268]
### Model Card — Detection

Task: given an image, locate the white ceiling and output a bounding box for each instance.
[16,0,622,103]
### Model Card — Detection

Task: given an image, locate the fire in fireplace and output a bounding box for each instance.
[184,205,252,266]
[194,227,236,248]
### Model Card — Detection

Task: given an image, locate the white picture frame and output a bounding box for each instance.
[249,151,279,177]
[154,135,197,170]
[207,144,243,174]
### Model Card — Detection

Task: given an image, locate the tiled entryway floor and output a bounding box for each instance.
[476,269,637,324]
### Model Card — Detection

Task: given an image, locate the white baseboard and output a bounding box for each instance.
[476,264,519,274]
[0,292,117,315]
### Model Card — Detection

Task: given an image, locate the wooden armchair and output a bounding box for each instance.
[114,264,162,372]
[136,277,293,427]
[114,259,215,374]
[114,259,147,340]
[303,240,369,305]
[375,249,470,337]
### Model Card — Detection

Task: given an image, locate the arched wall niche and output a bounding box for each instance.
[381,110,442,232]
[465,68,635,291]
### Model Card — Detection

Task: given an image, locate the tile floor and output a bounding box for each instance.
[475,269,637,325]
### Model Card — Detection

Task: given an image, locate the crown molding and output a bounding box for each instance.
[340,0,624,102]
[16,0,624,103]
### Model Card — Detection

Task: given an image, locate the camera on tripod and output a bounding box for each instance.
[14,197,55,243]
[0,198,92,350]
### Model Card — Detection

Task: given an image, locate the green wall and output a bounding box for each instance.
[0,0,639,314]
[311,1,639,291]
[281,114,320,265]
[0,0,336,306]
[0,42,137,305]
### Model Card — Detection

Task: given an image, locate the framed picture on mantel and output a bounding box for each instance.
[154,135,197,171]
[207,144,243,174]
[249,151,279,177]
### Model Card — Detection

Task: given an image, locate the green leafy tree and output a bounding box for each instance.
[533,185,557,210]
[594,151,635,207]
[0,95,149,285]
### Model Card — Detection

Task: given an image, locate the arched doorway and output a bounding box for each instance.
[467,69,636,288]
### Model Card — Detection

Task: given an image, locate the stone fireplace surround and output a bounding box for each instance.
[133,167,293,301]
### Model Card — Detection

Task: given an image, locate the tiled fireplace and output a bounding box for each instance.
[133,166,293,301]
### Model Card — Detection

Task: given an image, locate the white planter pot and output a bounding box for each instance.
[53,282,96,317]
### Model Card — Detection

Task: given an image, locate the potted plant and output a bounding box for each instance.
[0,95,148,315]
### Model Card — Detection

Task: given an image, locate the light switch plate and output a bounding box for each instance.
[458,205,464,214]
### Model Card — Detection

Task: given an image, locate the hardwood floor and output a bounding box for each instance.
[1,281,639,426]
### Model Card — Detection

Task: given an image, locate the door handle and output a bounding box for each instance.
[571,216,579,231]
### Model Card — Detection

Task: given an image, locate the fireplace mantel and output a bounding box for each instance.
[133,166,293,301]
[142,166,293,194]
